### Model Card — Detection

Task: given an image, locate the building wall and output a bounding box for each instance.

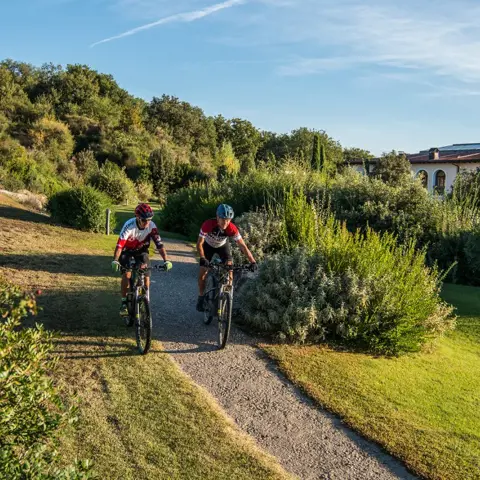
[351,163,480,193]
[411,163,480,193]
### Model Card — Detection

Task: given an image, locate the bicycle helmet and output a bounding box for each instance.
[135,203,154,220]
[216,203,234,219]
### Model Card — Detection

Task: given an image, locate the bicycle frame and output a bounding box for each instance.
[203,261,251,349]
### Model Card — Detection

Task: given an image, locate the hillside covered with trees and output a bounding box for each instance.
[0,59,363,203]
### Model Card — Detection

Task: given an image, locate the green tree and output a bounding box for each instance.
[90,160,137,204]
[311,134,320,170]
[149,143,177,199]
[373,151,412,186]
[216,141,240,178]
[146,95,216,157]
[320,143,326,171]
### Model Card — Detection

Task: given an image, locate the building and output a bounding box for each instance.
[349,144,480,193]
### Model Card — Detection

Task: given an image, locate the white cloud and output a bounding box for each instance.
[91,0,246,47]
[268,1,480,84]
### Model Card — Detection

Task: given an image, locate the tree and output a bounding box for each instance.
[373,151,412,186]
[146,95,216,157]
[216,141,240,178]
[311,134,320,170]
[229,118,261,172]
[149,144,177,199]
[320,143,326,171]
[343,147,374,163]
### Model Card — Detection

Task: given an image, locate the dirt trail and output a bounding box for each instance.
[151,239,417,480]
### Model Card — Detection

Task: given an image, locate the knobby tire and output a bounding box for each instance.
[217,293,232,350]
[136,295,152,355]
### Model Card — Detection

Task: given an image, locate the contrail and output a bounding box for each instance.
[90,0,246,47]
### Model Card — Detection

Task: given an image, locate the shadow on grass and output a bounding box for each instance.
[0,253,113,276]
[0,205,53,225]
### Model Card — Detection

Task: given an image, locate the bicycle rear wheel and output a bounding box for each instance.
[135,296,152,354]
[217,293,232,350]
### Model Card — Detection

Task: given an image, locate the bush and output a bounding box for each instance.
[90,160,137,204]
[237,201,456,355]
[48,186,115,232]
[0,278,92,479]
[27,117,74,162]
[161,166,327,238]
[232,209,284,264]
[72,149,99,184]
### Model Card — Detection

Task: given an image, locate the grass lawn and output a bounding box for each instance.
[262,283,480,480]
[0,195,291,480]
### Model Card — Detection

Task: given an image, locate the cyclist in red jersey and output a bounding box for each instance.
[196,203,256,312]
[111,203,172,316]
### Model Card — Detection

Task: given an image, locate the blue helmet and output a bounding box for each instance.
[216,203,234,219]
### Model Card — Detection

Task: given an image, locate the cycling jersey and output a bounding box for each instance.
[116,218,163,252]
[199,219,241,248]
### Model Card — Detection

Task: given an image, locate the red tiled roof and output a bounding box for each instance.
[347,152,480,165]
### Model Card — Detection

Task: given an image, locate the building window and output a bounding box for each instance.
[417,170,428,188]
[434,170,446,194]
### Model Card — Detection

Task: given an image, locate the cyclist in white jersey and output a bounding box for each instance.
[111,203,172,316]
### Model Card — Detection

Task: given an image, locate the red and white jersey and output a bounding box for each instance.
[199,219,241,248]
[116,218,163,252]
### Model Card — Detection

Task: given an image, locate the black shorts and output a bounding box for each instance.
[203,242,232,263]
[119,250,151,277]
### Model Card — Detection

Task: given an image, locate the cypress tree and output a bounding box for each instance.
[311,134,320,170]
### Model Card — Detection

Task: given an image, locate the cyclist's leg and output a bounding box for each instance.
[197,243,215,311]
[198,243,215,295]
[119,252,133,315]
[135,251,151,292]
[218,242,233,285]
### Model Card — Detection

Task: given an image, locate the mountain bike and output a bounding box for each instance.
[203,258,252,349]
[123,260,168,355]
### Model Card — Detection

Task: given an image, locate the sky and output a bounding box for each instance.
[2,0,480,155]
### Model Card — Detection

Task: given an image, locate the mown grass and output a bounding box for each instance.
[0,194,292,480]
[262,283,480,480]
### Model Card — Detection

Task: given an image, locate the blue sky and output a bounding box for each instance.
[2,0,480,155]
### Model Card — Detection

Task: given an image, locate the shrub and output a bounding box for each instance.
[0,278,92,479]
[232,209,284,264]
[48,185,115,232]
[72,149,99,184]
[90,160,137,204]
[161,166,327,238]
[27,117,74,162]
[237,200,456,355]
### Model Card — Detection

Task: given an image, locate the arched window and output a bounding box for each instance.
[417,170,428,189]
[434,170,446,194]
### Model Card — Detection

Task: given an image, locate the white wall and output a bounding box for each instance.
[412,163,480,193]
[352,163,480,193]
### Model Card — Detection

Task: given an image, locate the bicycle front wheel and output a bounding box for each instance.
[203,273,217,325]
[217,293,232,350]
[135,296,152,355]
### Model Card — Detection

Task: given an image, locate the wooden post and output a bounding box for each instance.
[106,209,111,235]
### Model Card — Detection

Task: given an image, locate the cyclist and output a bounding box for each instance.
[196,203,257,312]
[111,203,172,316]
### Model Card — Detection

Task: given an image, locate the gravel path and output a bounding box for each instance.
[151,239,417,480]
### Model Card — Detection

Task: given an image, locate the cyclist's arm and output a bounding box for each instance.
[113,246,123,262]
[236,238,255,263]
[150,223,169,262]
[197,236,206,258]
[156,245,168,262]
